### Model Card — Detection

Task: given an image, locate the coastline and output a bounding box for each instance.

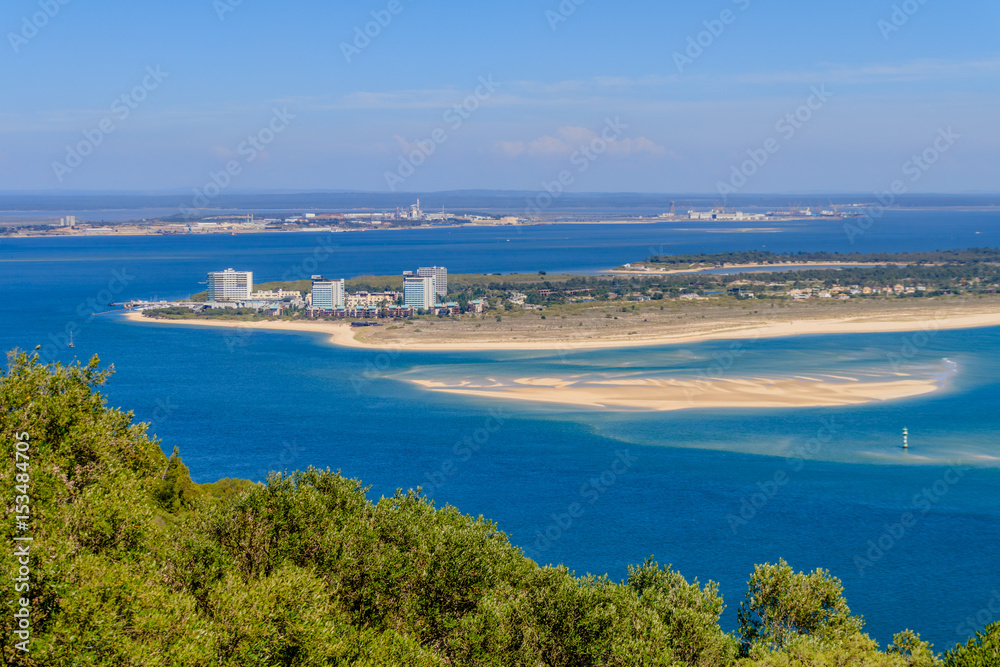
[4,203,1000,239]
[121,310,368,347]
[121,307,1000,352]
[606,261,895,276]
[1,219,655,238]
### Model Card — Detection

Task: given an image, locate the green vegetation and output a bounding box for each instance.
[143,306,272,321]
[944,622,1000,666]
[638,248,1000,269]
[2,351,994,665]
[254,279,312,294]
[191,280,312,302]
[326,258,1000,307]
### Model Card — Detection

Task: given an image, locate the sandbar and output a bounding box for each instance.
[409,375,940,411]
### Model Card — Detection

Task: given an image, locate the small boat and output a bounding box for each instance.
[68,331,75,348]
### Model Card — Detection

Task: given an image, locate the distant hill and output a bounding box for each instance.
[1,191,999,214]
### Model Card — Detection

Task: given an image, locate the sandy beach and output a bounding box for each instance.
[122,304,1000,352]
[409,374,940,411]
[121,310,368,348]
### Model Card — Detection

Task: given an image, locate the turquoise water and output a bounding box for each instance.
[2,215,999,650]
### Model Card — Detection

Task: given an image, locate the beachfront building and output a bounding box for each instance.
[327,306,382,319]
[417,266,448,297]
[347,291,402,308]
[386,305,414,318]
[404,275,435,310]
[432,302,461,316]
[506,291,527,306]
[251,289,302,302]
[207,269,253,302]
[312,278,345,310]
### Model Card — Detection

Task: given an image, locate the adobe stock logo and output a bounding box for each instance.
[672,0,751,73]
[385,76,500,191]
[843,127,959,244]
[7,0,72,54]
[878,0,931,41]
[525,450,638,562]
[716,85,833,198]
[524,118,629,216]
[545,0,586,31]
[213,0,244,21]
[52,67,170,183]
[180,108,295,217]
[340,0,414,63]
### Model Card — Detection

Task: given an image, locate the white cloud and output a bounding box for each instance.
[494,140,525,158]
[527,134,573,156]
[619,136,669,157]
[337,89,461,110]
[249,58,1000,118]
[730,58,1000,86]
[392,134,420,154]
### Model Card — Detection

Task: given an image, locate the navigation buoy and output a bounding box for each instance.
[902,427,909,450]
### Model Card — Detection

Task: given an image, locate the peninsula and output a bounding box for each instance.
[126,298,1000,351]
[128,247,1000,351]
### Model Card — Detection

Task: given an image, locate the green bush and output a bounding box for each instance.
[945,622,1000,666]
[737,559,863,654]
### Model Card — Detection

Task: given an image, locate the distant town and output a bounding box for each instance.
[2,200,866,237]
[134,265,490,322]
[3,200,522,237]
[672,204,862,221]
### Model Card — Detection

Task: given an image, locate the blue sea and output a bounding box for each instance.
[2,209,999,651]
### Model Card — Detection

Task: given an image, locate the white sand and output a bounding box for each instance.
[410,375,939,411]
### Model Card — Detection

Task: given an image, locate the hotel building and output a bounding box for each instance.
[417,266,448,297]
[311,278,346,310]
[207,269,253,301]
[403,275,436,310]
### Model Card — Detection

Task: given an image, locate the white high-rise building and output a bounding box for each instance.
[311,278,345,310]
[404,275,435,310]
[207,269,253,301]
[417,266,447,297]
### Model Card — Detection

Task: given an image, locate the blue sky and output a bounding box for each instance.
[1,0,998,193]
